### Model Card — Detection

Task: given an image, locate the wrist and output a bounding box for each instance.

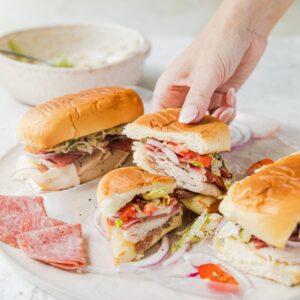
[216,0,293,37]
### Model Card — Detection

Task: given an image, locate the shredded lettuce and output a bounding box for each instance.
[217,221,251,243]
[209,154,223,176]
[224,177,234,190]
[114,219,123,228]
[49,125,124,154]
[142,188,171,205]
[171,212,222,253]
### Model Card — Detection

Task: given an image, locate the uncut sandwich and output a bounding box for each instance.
[97,167,182,265]
[123,108,233,214]
[16,87,143,191]
[214,152,300,286]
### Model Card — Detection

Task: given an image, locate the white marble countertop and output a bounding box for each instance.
[0,34,299,300]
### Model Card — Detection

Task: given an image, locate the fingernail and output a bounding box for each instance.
[219,107,235,124]
[226,88,236,107]
[179,104,199,123]
[211,106,226,119]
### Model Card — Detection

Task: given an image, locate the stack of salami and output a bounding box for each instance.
[0,195,87,270]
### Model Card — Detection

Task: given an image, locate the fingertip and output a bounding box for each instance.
[179,103,207,124]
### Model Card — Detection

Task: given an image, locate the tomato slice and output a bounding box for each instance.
[119,203,137,222]
[247,158,274,176]
[198,264,239,286]
[180,152,212,168]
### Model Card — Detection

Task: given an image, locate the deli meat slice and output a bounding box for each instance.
[20,214,65,233]
[17,224,87,270]
[48,153,83,168]
[0,195,46,247]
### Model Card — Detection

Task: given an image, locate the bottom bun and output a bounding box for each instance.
[181,194,219,215]
[111,212,182,265]
[213,236,300,286]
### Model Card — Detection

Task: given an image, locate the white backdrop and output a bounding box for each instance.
[0,0,299,36]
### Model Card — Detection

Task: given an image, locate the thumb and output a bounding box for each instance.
[179,78,217,124]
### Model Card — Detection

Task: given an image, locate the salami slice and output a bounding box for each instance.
[17,224,87,270]
[0,195,46,247]
[20,214,65,233]
[48,153,83,168]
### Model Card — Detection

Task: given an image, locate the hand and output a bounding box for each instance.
[152,0,293,124]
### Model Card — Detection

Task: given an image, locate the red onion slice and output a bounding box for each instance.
[235,113,280,139]
[162,243,189,266]
[286,240,300,248]
[230,121,252,148]
[93,208,108,238]
[119,236,169,271]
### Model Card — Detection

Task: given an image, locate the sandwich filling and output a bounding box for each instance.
[134,139,233,194]
[106,188,182,253]
[16,125,132,189]
[217,221,300,252]
[25,125,131,169]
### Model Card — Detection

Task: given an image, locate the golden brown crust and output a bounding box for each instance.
[98,166,174,198]
[220,152,300,248]
[17,87,144,150]
[124,108,230,154]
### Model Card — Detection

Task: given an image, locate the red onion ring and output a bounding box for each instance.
[93,208,108,238]
[119,236,169,271]
[230,121,252,148]
[161,243,189,266]
[286,240,300,248]
[235,113,280,139]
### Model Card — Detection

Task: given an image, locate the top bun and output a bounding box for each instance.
[219,152,300,248]
[123,108,230,154]
[98,166,174,216]
[17,87,144,150]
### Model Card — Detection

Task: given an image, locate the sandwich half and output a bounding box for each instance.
[123,108,233,213]
[97,166,182,265]
[214,152,300,286]
[16,87,144,191]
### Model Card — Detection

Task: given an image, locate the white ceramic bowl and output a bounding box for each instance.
[0,23,150,105]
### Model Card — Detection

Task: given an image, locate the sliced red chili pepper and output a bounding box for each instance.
[198,263,240,293]
[247,158,274,176]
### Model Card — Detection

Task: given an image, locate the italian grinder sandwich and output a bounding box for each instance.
[16,87,143,191]
[123,108,233,214]
[96,167,182,265]
[214,152,300,286]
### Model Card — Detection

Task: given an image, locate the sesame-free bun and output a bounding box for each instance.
[219,152,300,249]
[17,87,144,150]
[123,108,230,155]
[97,166,174,216]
